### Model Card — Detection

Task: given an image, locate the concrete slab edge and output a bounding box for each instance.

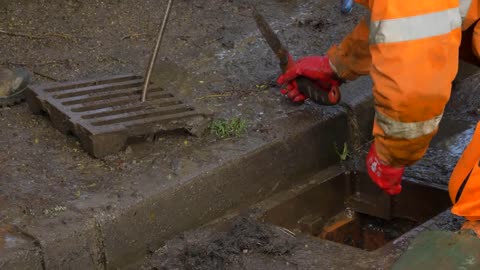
[4,88,374,270]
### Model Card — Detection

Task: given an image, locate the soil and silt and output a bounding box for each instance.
[149,217,297,270]
[144,214,463,270]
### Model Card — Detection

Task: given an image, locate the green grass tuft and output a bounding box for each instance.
[335,142,350,161]
[210,117,247,139]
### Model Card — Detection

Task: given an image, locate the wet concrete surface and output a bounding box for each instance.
[0,0,478,269]
[0,0,365,226]
[0,1,371,267]
[403,119,476,186]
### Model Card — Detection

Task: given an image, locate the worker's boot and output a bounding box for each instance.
[0,67,31,107]
[460,221,480,237]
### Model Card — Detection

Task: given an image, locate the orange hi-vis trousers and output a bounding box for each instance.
[449,123,480,221]
[327,0,479,219]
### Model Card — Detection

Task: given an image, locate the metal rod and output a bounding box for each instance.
[141,0,174,102]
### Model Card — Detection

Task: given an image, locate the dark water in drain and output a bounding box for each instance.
[319,213,418,251]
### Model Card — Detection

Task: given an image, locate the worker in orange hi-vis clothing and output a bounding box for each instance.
[277,0,480,234]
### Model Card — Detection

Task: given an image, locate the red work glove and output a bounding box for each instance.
[277,56,342,103]
[366,143,405,195]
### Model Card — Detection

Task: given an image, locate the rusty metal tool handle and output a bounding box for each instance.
[141,0,174,102]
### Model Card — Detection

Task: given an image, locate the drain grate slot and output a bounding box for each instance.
[26,74,210,157]
[61,87,164,106]
[46,74,142,92]
[53,79,147,99]
[70,93,174,112]
[91,105,193,126]
[80,100,182,118]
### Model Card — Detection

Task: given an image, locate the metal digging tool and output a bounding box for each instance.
[142,0,174,102]
[251,5,341,105]
[25,0,211,158]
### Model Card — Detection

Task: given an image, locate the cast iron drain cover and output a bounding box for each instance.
[26,74,210,158]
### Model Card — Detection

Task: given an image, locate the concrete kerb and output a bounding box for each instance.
[3,79,374,269]
[98,112,350,268]
[95,79,374,268]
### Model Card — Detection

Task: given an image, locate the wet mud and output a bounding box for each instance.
[0,0,364,224]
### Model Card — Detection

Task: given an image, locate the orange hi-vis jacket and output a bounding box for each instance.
[327,0,479,219]
[328,0,479,167]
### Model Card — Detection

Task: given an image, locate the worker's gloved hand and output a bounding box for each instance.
[277,56,342,103]
[366,143,405,195]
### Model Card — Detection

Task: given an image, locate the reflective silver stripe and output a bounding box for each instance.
[370,8,462,44]
[375,112,443,139]
[459,0,472,21]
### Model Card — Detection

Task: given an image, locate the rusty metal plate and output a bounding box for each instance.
[346,171,393,220]
[26,74,210,158]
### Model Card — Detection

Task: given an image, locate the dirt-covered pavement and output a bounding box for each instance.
[2,0,478,269]
[0,0,366,226]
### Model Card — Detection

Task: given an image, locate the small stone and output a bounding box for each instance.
[242,249,248,254]
[125,146,133,154]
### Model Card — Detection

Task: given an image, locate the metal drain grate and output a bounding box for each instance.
[26,74,210,158]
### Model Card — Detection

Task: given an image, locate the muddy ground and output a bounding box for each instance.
[0,0,365,225]
[1,0,479,269]
[148,217,297,270]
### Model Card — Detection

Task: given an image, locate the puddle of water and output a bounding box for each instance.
[0,225,30,251]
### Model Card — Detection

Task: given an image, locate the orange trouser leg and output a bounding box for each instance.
[449,122,480,221]
[451,18,480,221]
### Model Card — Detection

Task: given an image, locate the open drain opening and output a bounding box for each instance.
[309,209,418,251]
[261,171,451,251]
